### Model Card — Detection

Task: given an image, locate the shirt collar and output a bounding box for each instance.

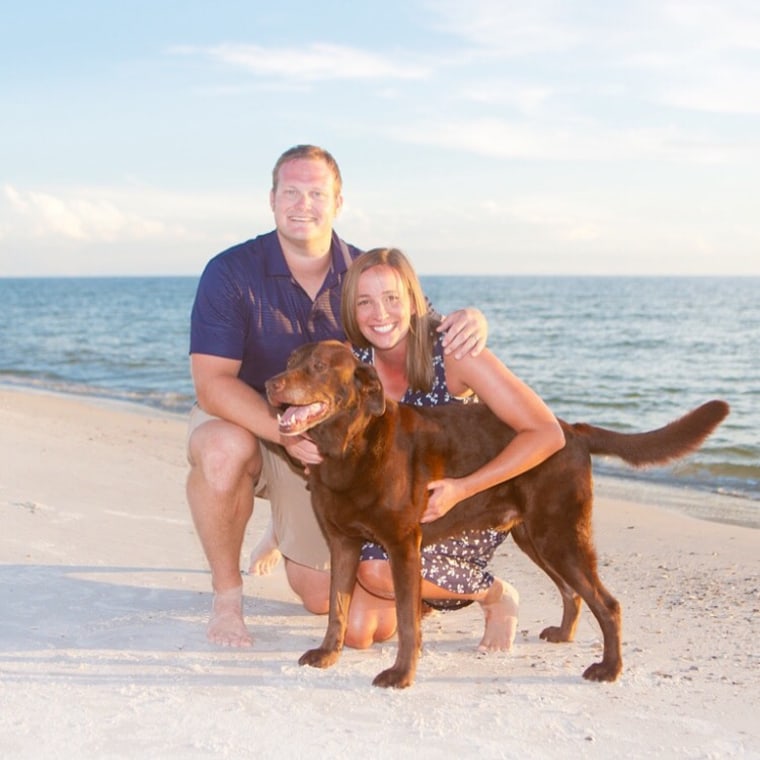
[264,230,349,283]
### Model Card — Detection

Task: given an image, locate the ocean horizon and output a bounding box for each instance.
[1,274,758,526]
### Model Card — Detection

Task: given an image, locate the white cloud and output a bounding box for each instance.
[2,185,185,243]
[0,184,271,249]
[461,81,554,114]
[663,0,760,53]
[482,197,604,243]
[424,0,583,54]
[427,0,760,118]
[170,42,431,82]
[0,183,277,276]
[429,0,760,57]
[388,118,562,160]
[654,65,760,115]
[387,117,748,164]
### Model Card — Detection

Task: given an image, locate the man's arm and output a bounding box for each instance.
[191,353,281,442]
[190,353,322,465]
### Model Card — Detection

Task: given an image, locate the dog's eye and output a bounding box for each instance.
[312,360,327,372]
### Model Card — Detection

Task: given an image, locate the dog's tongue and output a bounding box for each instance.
[278,402,326,435]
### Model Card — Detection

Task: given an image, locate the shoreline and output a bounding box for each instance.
[2,382,757,529]
[594,473,760,530]
[1,386,758,758]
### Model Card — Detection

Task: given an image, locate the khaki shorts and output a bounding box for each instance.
[187,405,330,570]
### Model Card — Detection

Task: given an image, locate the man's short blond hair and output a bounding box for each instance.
[271,145,343,196]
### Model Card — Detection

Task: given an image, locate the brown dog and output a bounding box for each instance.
[265,340,729,688]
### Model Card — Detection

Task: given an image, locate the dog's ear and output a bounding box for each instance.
[354,364,386,416]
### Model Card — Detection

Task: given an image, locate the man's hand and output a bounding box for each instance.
[437,307,488,359]
[283,436,322,467]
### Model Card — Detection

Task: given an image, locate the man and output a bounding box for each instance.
[187,145,487,647]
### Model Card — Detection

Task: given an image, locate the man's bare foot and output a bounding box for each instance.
[248,519,282,575]
[207,585,253,647]
[477,578,519,653]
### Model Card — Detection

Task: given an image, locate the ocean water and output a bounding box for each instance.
[1,275,758,524]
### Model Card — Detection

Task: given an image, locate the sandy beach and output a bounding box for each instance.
[0,387,757,759]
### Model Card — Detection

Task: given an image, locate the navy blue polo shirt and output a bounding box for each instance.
[190,230,363,393]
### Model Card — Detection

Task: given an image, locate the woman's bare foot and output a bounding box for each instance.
[207,585,253,647]
[248,519,282,575]
[477,578,519,653]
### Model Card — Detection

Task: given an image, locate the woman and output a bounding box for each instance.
[340,248,565,652]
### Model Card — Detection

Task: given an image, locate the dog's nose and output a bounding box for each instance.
[266,375,284,395]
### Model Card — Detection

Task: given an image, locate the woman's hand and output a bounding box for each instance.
[437,307,488,359]
[421,478,464,523]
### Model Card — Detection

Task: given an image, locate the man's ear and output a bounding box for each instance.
[269,189,276,212]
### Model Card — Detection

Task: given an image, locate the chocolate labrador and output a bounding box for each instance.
[265,340,729,688]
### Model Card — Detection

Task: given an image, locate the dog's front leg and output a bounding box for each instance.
[298,534,361,671]
[372,534,422,689]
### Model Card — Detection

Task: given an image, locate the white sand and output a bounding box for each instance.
[1,388,758,759]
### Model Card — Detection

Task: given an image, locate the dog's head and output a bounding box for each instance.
[265,340,386,457]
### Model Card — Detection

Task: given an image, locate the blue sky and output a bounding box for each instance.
[2,1,759,276]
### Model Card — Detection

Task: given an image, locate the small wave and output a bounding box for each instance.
[594,459,760,503]
[0,374,195,416]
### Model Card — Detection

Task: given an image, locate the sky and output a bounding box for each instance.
[1,0,759,277]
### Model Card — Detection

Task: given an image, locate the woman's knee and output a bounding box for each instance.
[345,584,397,649]
[356,559,394,598]
[344,621,375,650]
[285,562,329,614]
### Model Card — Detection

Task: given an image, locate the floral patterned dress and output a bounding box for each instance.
[354,336,509,611]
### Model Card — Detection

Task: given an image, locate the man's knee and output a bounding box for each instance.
[189,420,262,492]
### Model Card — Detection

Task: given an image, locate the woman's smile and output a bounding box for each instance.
[355,265,414,350]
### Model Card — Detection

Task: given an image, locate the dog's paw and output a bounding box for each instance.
[298,647,340,669]
[539,625,571,643]
[582,660,622,682]
[372,666,414,689]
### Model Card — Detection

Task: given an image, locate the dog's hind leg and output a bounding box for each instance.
[557,568,621,682]
[511,523,582,643]
[299,534,362,671]
[528,524,623,682]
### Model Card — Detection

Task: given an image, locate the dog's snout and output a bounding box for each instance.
[265,374,286,398]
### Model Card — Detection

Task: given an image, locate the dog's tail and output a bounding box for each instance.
[571,400,730,467]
